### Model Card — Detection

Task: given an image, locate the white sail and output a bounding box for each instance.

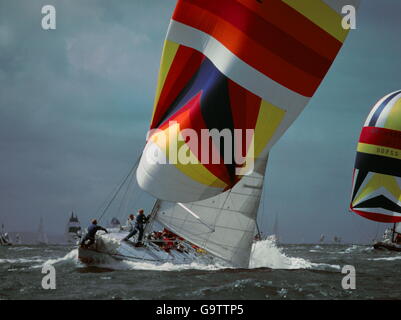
[37,217,48,245]
[15,233,21,244]
[153,157,267,268]
[395,223,401,234]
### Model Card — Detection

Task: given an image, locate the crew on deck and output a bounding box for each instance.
[80,219,108,248]
[122,209,149,246]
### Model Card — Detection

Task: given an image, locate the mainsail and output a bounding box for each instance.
[154,157,267,267]
[137,0,359,203]
[37,217,48,245]
[395,222,401,234]
[350,90,401,222]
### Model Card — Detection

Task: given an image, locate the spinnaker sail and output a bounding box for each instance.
[350,90,401,223]
[137,0,359,203]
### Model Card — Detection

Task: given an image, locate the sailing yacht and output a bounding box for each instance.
[373,223,401,251]
[78,0,357,267]
[37,217,49,245]
[350,90,401,251]
[65,212,82,244]
[109,217,121,229]
[15,233,21,245]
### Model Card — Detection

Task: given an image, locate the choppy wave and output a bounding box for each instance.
[368,256,401,261]
[31,249,80,269]
[0,257,45,264]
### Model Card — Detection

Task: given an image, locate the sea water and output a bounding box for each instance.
[1,239,400,300]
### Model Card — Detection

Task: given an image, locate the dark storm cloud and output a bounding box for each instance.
[0,0,175,233]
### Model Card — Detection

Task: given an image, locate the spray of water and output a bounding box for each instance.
[249,239,314,269]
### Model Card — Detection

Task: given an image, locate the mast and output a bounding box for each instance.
[392,222,396,243]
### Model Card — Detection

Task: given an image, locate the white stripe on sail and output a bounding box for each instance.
[166,20,310,112]
[375,92,401,128]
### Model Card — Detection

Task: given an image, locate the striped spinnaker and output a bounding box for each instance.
[351,90,401,222]
[137,0,358,203]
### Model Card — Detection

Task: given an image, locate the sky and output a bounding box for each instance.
[0,0,400,243]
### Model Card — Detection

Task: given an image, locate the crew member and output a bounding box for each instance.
[80,219,108,248]
[122,209,149,246]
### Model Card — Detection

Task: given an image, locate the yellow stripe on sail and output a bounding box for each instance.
[150,123,227,188]
[254,100,286,157]
[237,100,285,176]
[352,172,401,207]
[151,40,180,123]
[357,143,401,161]
[282,0,349,42]
[384,96,401,131]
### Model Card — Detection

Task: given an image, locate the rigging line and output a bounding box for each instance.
[202,188,233,249]
[98,155,142,222]
[177,203,215,232]
[373,222,380,242]
[117,164,137,219]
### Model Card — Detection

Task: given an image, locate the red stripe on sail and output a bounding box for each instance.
[172,1,323,96]
[351,207,401,223]
[236,0,342,61]
[359,127,401,150]
[228,80,261,158]
[174,0,335,78]
[158,92,232,185]
[151,45,204,129]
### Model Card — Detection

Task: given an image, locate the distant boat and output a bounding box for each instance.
[373,223,401,252]
[333,236,341,244]
[65,212,82,244]
[15,233,21,244]
[350,90,401,252]
[0,223,12,246]
[109,217,121,229]
[319,234,325,243]
[37,217,49,245]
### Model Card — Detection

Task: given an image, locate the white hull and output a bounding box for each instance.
[78,230,214,266]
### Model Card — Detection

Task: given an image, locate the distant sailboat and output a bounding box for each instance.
[374,223,401,251]
[37,217,49,245]
[319,234,325,244]
[65,212,82,244]
[350,90,401,252]
[15,233,21,245]
[109,217,121,229]
[0,223,12,246]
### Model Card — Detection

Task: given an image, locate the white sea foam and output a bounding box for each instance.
[368,256,401,261]
[250,239,315,270]
[0,257,45,264]
[31,249,80,269]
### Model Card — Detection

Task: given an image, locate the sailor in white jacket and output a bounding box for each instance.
[121,214,135,232]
